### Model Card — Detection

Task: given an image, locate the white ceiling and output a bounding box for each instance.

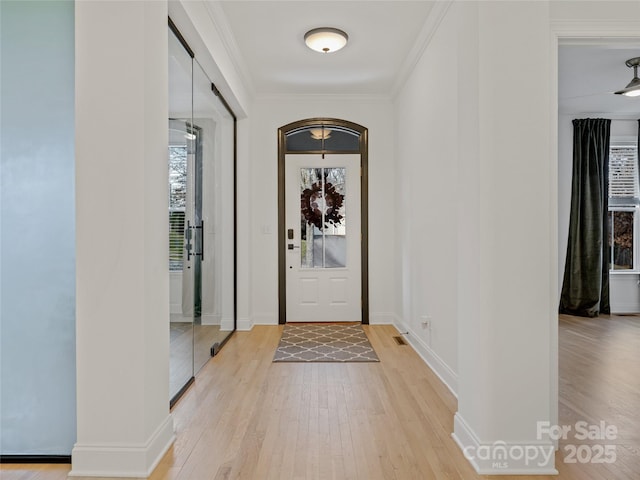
[216,0,436,95]
[559,42,640,116]
[209,1,640,113]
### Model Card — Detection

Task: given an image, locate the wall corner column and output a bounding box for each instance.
[72,1,174,476]
[454,1,557,475]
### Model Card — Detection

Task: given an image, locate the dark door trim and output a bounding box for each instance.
[277,118,369,324]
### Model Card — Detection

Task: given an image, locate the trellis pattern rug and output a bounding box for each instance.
[273,323,379,362]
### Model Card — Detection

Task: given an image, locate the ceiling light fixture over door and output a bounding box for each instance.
[304,27,348,53]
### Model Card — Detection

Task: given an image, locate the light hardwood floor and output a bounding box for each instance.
[2,317,639,479]
[170,322,233,399]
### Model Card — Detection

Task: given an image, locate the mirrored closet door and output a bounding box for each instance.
[168,22,236,405]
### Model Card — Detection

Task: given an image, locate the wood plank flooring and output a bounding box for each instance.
[555,314,640,480]
[170,320,234,399]
[2,317,639,479]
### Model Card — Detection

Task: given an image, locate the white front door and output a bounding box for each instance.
[285,154,361,322]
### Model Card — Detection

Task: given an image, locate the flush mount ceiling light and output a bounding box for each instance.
[614,57,640,97]
[304,27,348,53]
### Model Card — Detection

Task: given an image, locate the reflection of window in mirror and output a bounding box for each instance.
[168,142,187,272]
[168,20,238,407]
[608,141,639,271]
[168,22,196,405]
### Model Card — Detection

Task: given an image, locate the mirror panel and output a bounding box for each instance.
[168,28,194,402]
[168,22,236,404]
[192,58,235,373]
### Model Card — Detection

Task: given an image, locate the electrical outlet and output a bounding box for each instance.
[420,315,431,328]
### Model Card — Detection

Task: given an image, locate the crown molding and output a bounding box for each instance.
[254,93,393,105]
[552,19,640,40]
[391,0,454,99]
[202,0,256,99]
[169,0,252,116]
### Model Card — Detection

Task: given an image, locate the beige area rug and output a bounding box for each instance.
[273,323,379,362]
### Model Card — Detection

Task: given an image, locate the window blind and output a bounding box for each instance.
[609,145,639,199]
[169,210,185,271]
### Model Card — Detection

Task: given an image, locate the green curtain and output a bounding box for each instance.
[560,118,611,317]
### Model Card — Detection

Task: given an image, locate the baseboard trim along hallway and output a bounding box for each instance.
[68,415,175,478]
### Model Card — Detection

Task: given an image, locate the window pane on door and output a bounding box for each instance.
[300,167,346,268]
[286,126,360,152]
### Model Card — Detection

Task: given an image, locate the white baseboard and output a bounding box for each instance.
[69,414,175,478]
[238,312,396,328]
[610,303,640,314]
[236,316,252,331]
[252,313,277,326]
[452,413,557,475]
[220,316,234,331]
[369,312,396,325]
[201,313,221,326]
[393,317,458,397]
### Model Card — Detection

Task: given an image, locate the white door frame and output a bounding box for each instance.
[550,19,640,446]
[277,118,369,324]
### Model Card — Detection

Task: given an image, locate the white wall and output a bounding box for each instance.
[396,1,557,474]
[72,1,174,476]
[610,273,640,313]
[248,96,396,326]
[196,113,236,328]
[394,1,460,390]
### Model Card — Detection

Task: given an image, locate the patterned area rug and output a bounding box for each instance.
[273,323,379,362]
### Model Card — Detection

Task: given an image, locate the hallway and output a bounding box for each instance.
[3,318,639,479]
